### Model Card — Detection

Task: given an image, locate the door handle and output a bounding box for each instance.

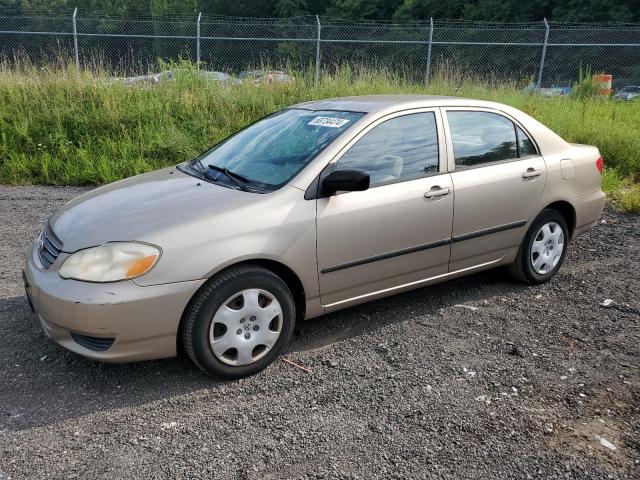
[424,186,452,198]
[522,168,543,179]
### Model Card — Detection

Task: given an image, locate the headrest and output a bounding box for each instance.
[481,126,514,145]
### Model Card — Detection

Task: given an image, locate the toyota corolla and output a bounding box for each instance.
[24,95,606,378]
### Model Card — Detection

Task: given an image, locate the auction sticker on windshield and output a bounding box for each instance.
[308,116,350,128]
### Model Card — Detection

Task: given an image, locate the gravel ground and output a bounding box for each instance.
[0,185,638,480]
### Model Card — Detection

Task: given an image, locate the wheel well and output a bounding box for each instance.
[241,259,306,323]
[176,259,307,356]
[544,201,576,239]
[186,259,306,323]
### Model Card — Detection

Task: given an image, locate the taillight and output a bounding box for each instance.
[596,156,604,175]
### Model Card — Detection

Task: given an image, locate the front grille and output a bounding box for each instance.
[70,332,115,352]
[38,224,63,269]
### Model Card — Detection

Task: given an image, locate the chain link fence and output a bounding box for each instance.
[1,9,639,88]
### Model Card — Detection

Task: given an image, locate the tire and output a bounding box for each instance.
[508,209,569,284]
[181,265,296,379]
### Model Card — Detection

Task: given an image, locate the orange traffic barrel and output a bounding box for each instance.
[593,74,612,96]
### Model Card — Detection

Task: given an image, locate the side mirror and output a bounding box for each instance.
[321,169,370,195]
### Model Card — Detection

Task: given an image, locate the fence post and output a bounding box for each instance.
[315,15,321,84]
[196,12,202,70]
[425,17,433,85]
[536,18,549,89]
[72,7,79,70]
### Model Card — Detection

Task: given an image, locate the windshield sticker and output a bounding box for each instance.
[308,116,350,128]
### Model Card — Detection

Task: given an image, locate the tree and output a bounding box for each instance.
[393,0,467,21]
[197,0,276,17]
[552,0,638,22]
[2,0,638,22]
[462,0,552,22]
[275,0,308,17]
[326,0,403,20]
[392,0,639,22]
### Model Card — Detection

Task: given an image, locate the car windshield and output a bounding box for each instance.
[620,86,640,93]
[189,108,364,191]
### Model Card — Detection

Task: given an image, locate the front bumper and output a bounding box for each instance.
[24,244,205,362]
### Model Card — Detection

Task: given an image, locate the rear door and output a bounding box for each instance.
[443,108,547,271]
[316,109,453,307]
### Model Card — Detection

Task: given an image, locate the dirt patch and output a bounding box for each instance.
[549,385,639,472]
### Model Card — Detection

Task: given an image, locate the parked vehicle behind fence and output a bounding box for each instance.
[614,85,640,101]
[23,95,606,378]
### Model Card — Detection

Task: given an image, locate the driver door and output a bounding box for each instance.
[316,109,454,308]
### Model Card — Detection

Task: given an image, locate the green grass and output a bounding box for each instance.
[0,63,638,212]
[602,168,640,213]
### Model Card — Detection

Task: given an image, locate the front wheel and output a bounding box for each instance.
[508,209,569,284]
[181,265,296,379]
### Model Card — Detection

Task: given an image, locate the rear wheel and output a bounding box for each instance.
[182,265,295,378]
[508,209,569,284]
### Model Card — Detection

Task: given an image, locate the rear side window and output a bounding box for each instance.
[336,112,439,186]
[517,127,537,157]
[448,111,518,167]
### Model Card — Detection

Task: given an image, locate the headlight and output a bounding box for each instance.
[59,242,161,282]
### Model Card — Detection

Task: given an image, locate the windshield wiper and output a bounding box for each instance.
[206,164,252,192]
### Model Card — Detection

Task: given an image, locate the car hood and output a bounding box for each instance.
[50,166,256,252]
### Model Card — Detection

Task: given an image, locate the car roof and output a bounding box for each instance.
[292,95,503,113]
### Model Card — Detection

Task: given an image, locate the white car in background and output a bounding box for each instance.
[239,70,294,85]
[613,85,640,101]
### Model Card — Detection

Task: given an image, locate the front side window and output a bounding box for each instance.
[448,111,518,168]
[335,112,439,186]
[189,109,364,191]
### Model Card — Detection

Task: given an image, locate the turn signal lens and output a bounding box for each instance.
[125,255,158,277]
[59,242,161,282]
[596,156,604,175]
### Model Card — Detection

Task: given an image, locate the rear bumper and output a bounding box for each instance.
[572,190,606,239]
[24,244,205,362]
